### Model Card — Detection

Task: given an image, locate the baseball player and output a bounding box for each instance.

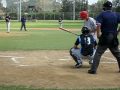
[5,14,11,33]
[58,17,63,28]
[70,27,97,68]
[79,11,98,40]
[88,1,120,74]
[20,15,27,31]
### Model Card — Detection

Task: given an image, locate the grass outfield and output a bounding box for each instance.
[0,20,83,29]
[0,20,119,51]
[0,86,119,90]
[0,20,81,51]
[0,30,79,51]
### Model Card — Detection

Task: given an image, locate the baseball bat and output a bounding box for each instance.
[59,27,79,36]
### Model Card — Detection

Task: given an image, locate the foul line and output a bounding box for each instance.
[0,55,24,64]
[0,50,117,67]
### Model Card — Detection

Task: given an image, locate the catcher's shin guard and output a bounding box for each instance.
[70,48,81,64]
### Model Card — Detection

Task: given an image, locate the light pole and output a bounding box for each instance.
[73,0,75,20]
[14,0,21,21]
[19,0,21,21]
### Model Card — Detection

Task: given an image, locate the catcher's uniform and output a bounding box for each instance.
[70,34,97,68]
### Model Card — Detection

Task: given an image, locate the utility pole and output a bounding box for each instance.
[14,0,21,21]
[17,2,19,21]
[19,0,21,21]
[73,0,75,20]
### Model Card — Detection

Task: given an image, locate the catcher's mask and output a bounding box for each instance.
[81,27,90,34]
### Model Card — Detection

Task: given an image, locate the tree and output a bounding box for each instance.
[61,0,72,12]
[112,0,120,12]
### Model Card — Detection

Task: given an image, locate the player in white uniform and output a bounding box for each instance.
[58,17,63,28]
[5,14,11,33]
[79,11,98,40]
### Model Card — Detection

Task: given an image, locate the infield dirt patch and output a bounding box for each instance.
[0,50,120,89]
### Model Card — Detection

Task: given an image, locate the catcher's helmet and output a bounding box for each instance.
[79,11,88,19]
[81,27,90,34]
[103,1,112,8]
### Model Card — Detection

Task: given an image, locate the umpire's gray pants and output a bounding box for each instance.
[90,45,120,72]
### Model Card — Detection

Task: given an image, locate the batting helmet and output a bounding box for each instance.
[81,27,90,34]
[79,11,88,19]
[103,1,112,8]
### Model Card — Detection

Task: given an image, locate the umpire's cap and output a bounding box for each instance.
[79,11,88,19]
[103,1,112,8]
[81,27,90,34]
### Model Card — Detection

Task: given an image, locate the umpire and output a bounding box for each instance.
[88,1,120,74]
[20,15,27,31]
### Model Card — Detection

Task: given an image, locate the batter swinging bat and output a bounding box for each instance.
[59,27,79,36]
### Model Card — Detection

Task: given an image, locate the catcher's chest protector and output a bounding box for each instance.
[80,35,94,56]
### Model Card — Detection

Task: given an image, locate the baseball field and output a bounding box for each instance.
[0,20,120,90]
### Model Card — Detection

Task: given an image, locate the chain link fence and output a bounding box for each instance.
[0,11,98,21]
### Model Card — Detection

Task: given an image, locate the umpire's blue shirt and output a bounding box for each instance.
[96,10,120,33]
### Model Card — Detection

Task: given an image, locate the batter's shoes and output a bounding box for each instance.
[88,69,96,74]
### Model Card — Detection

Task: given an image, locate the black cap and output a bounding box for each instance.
[103,1,112,8]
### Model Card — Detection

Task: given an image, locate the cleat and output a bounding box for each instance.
[75,63,82,68]
[88,69,96,74]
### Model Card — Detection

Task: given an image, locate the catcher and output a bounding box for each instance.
[70,27,97,68]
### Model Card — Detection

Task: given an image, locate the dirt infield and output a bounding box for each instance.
[0,50,120,89]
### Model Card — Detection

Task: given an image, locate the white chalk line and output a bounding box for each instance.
[0,49,117,67]
[58,58,117,64]
[58,49,117,64]
[0,55,24,66]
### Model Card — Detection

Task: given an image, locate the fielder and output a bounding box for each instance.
[5,14,11,33]
[70,27,97,68]
[58,17,63,28]
[20,15,27,31]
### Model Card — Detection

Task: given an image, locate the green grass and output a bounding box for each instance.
[0,29,119,51]
[0,20,83,29]
[0,85,119,90]
[0,30,79,51]
[0,20,82,51]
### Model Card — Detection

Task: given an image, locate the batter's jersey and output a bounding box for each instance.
[84,17,97,40]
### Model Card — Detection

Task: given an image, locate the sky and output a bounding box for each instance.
[88,0,98,5]
[1,0,7,8]
[88,0,113,5]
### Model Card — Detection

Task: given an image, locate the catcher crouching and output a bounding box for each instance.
[70,27,97,68]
